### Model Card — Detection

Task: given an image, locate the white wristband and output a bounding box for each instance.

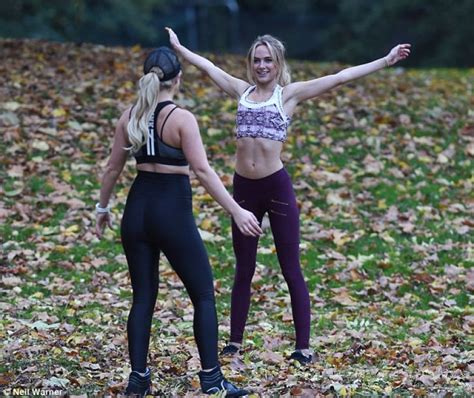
[96,203,110,214]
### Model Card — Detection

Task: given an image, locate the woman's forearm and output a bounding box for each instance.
[337,57,388,85]
[194,167,240,216]
[99,167,122,208]
[176,44,215,73]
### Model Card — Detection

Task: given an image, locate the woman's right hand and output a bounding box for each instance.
[95,212,112,238]
[165,27,181,51]
[233,207,263,237]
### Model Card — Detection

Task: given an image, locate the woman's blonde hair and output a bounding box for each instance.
[127,67,174,153]
[246,35,291,86]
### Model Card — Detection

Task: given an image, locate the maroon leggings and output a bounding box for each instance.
[230,168,310,349]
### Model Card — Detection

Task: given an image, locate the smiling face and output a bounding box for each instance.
[252,44,278,85]
[246,35,291,87]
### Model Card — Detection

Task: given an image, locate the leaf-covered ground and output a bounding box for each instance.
[0,39,473,396]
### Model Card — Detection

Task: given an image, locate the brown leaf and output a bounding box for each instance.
[261,350,285,364]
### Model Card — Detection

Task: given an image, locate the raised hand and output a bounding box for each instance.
[165,27,181,51]
[385,43,411,66]
[233,208,263,237]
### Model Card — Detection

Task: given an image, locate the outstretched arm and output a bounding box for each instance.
[284,44,411,108]
[166,27,249,99]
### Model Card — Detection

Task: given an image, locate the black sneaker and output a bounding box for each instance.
[199,366,249,397]
[220,343,240,356]
[125,368,151,397]
[289,350,314,365]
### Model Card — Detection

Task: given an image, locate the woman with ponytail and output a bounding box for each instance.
[96,46,261,396]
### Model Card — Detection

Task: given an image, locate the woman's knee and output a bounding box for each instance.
[234,264,256,285]
[189,288,215,306]
[281,266,305,287]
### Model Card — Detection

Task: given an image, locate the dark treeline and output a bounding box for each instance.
[1,0,473,67]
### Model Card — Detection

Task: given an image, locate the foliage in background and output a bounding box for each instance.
[315,0,474,67]
[1,0,473,66]
[0,0,165,44]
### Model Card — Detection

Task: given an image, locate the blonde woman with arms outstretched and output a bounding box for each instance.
[167,27,410,364]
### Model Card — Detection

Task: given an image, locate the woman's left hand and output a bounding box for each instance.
[95,213,112,238]
[385,43,411,66]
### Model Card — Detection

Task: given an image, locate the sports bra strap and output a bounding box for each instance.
[159,106,179,141]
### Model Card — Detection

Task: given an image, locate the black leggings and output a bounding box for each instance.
[121,171,218,371]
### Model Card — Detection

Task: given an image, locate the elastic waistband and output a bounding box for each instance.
[136,170,190,181]
[234,167,289,190]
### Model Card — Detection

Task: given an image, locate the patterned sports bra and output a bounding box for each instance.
[235,85,291,142]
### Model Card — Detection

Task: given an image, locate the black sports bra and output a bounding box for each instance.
[132,101,188,166]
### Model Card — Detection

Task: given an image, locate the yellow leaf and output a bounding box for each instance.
[333,231,350,246]
[64,225,80,236]
[207,128,223,137]
[339,385,348,397]
[62,170,72,182]
[52,107,67,117]
[131,44,142,53]
[377,199,387,209]
[408,337,423,348]
[199,115,211,124]
[194,194,213,202]
[200,218,213,231]
[122,80,133,90]
[395,159,410,170]
[42,227,59,236]
[196,86,208,97]
[419,155,433,163]
[54,245,68,253]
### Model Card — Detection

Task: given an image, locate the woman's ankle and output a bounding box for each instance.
[201,365,219,373]
[131,367,150,377]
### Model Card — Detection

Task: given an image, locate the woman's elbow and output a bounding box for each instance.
[103,163,123,179]
[192,163,212,179]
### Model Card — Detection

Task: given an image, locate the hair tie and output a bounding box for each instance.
[149,66,164,80]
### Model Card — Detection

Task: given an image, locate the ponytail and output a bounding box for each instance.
[127,67,162,153]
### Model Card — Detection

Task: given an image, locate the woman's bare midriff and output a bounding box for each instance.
[235,137,283,179]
